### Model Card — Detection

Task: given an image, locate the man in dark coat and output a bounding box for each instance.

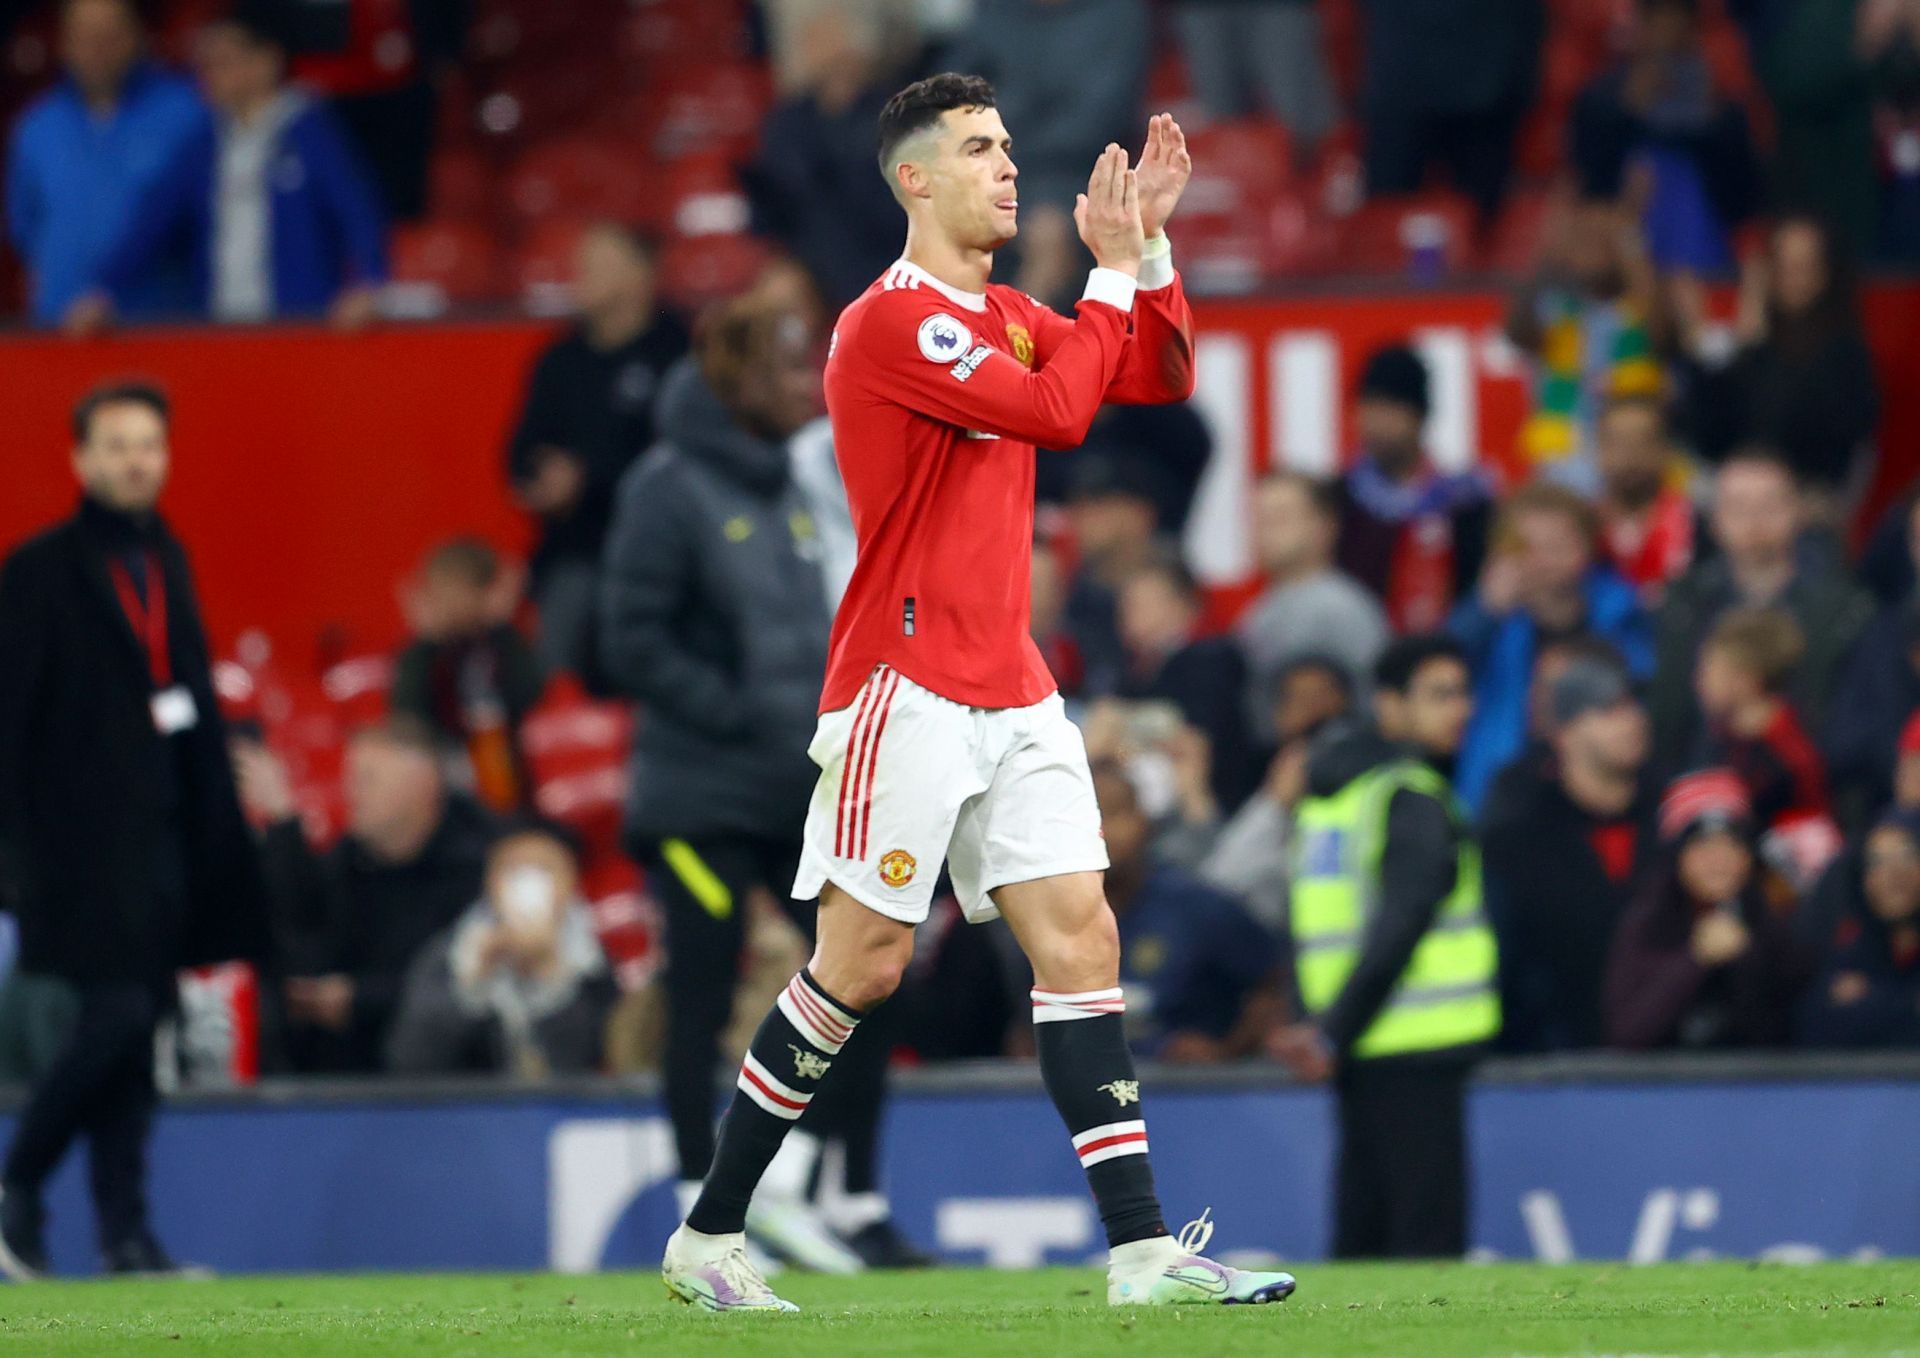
[0,380,268,1278]
[599,293,924,1269]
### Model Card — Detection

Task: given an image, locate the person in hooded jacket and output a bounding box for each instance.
[1797,808,1920,1049]
[597,292,924,1271]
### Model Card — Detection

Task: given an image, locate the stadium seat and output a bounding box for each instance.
[618,0,753,75]
[319,653,395,727]
[1335,192,1480,279]
[514,218,589,315]
[1183,120,1295,214]
[659,153,753,239]
[505,136,657,231]
[387,220,507,314]
[658,233,773,310]
[639,63,771,162]
[1487,188,1556,277]
[427,145,497,224]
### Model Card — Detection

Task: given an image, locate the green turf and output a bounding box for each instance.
[0,1262,1916,1356]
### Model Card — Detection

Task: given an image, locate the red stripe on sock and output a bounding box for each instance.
[789,980,851,1041]
[740,1063,809,1111]
[835,667,887,857]
[1076,1131,1149,1159]
[854,670,902,860]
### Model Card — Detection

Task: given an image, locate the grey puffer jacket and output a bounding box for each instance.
[598,359,831,843]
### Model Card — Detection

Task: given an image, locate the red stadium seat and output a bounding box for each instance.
[427,145,498,224]
[659,233,773,311]
[387,220,506,313]
[659,153,752,239]
[619,0,753,75]
[505,136,656,231]
[639,63,771,162]
[1335,192,1480,278]
[514,218,589,315]
[1183,119,1295,212]
[1487,188,1556,277]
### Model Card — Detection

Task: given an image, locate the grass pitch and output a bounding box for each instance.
[0,1261,1916,1356]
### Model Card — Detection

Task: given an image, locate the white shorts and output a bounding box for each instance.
[792,664,1109,925]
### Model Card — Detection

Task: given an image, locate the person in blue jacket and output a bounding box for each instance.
[1450,480,1655,811]
[5,0,210,327]
[70,3,387,331]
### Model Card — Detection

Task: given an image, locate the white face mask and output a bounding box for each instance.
[498,864,558,928]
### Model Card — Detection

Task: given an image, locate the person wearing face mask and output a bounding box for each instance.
[386,822,615,1077]
[1603,769,1811,1050]
[0,381,268,1279]
[599,293,925,1272]
[1797,808,1920,1048]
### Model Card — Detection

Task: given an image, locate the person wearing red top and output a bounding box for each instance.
[663,73,1297,1315]
[1694,607,1841,892]
[1594,393,1698,608]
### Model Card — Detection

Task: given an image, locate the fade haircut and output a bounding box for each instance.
[72,379,169,442]
[876,72,997,201]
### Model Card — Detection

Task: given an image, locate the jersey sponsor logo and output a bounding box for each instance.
[916,313,973,363]
[828,329,838,359]
[878,848,917,889]
[949,344,993,382]
[1005,322,1035,367]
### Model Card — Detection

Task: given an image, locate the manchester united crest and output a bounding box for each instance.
[878,848,917,889]
[1005,322,1035,367]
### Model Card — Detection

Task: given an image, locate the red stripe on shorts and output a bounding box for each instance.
[854,669,902,861]
[835,667,887,857]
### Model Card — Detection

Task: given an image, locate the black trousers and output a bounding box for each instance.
[2,981,163,1244]
[644,834,893,1190]
[1332,1059,1470,1259]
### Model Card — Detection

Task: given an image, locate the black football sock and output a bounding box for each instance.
[685,970,861,1237]
[1032,987,1168,1249]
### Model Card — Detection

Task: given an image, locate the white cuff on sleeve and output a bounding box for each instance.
[1137,233,1174,291]
[1081,266,1138,313]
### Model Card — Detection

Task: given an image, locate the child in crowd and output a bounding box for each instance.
[1694,608,1839,891]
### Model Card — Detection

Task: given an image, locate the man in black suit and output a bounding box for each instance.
[0,380,267,1278]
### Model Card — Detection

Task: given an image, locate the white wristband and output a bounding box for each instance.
[1138,233,1174,291]
[1082,267,1137,313]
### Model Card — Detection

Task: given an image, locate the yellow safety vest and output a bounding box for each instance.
[1289,760,1500,1058]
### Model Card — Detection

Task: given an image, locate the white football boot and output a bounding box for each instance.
[661,1224,800,1313]
[745,1195,864,1275]
[1107,1209,1298,1307]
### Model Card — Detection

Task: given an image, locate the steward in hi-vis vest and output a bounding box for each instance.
[1270,635,1499,1260]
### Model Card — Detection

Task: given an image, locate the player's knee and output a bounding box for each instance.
[1034,892,1121,992]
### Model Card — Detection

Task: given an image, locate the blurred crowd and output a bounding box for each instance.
[3,0,1920,1091]
[6,0,1920,329]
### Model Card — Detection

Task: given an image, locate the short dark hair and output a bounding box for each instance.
[877,73,997,183]
[1122,549,1200,603]
[424,536,501,588]
[207,0,294,51]
[72,379,169,442]
[1275,653,1357,700]
[1258,469,1341,521]
[1374,633,1468,695]
[1598,391,1667,430]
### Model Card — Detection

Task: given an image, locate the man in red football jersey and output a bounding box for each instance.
[662,73,1298,1313]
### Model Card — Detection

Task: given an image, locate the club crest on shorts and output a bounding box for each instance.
[1099,1079,1141,1106]
[1005,322,1035,367]
[788,1044,831,1080]
[916,313,972,362]
[878,848,917,889]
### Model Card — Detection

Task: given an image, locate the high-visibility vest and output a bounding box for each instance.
[1289,759,1500,1058]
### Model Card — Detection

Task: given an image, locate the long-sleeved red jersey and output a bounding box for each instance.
[818,251,1194,713]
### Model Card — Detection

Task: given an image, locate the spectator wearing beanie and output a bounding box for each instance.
[1334,345,1496,634]
[1797,808,1920,1049]
[1603,770,1811,1049]
[1482,655,1658,1051]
